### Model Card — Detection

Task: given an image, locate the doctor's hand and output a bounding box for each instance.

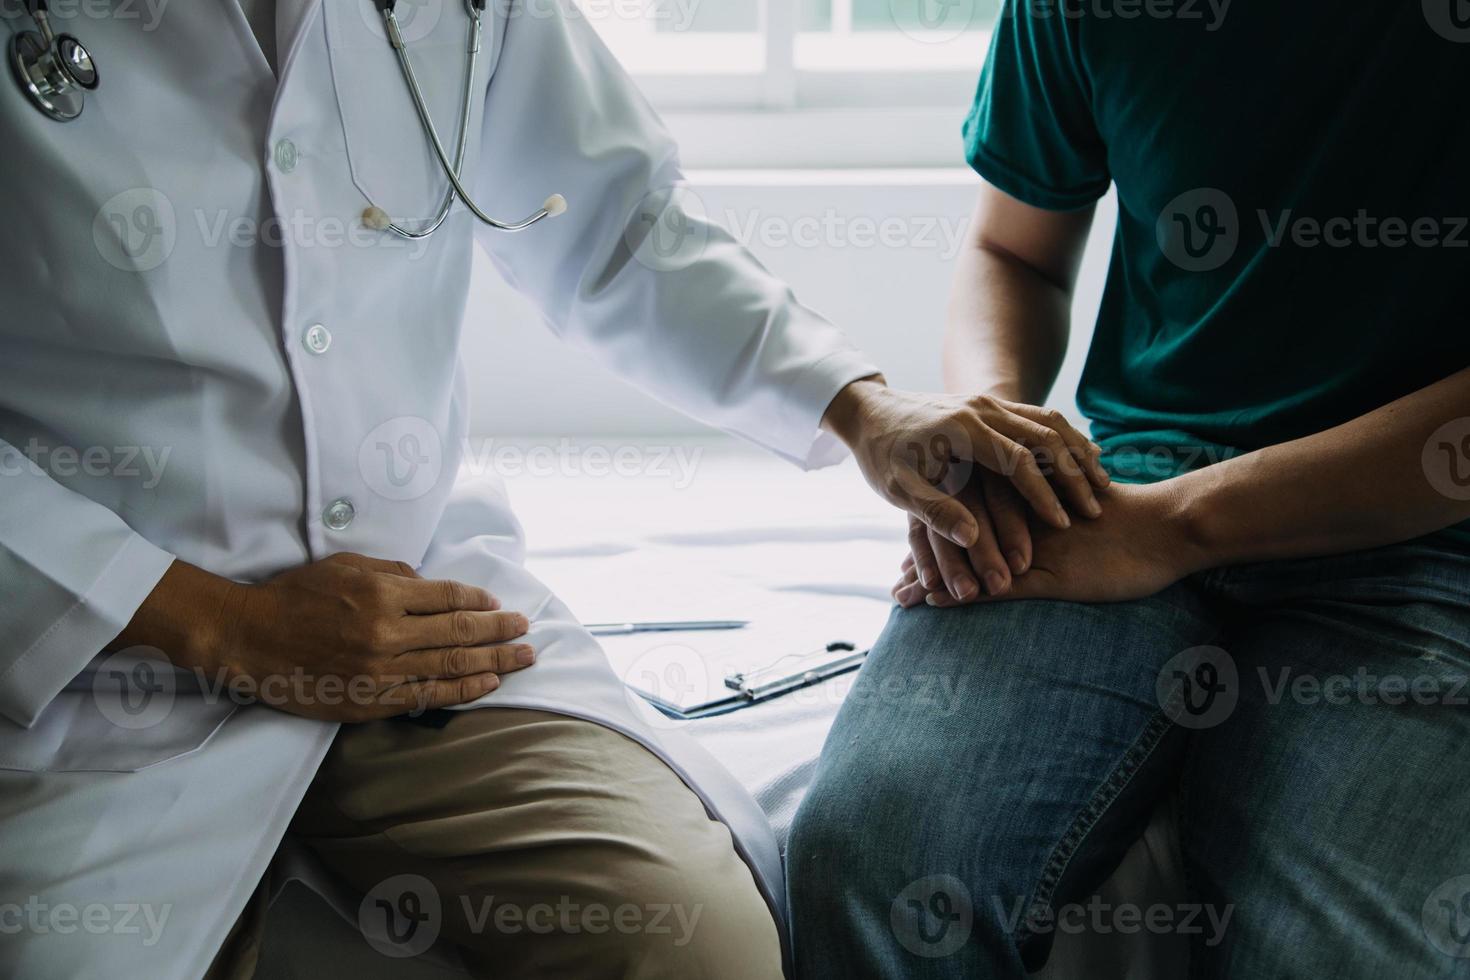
[116,554,534,722]
[821,378,1110,550]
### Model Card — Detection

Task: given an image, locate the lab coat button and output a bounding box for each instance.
[303,324,332,354]
[323,498,356,531]
[273,139,298,173]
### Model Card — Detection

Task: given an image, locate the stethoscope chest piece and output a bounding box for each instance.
[10,11,97,123]
[56,34,98,89]
[10,31,81,121]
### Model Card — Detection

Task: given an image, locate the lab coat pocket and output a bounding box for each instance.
[323,0,496,229]
[0,654,237,773]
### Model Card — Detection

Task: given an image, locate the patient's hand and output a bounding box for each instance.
[904,469,1033,601]
[892,481,1206,607]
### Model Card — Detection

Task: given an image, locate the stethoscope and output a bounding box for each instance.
[366,0,566,237]
[7,1,97,122]
[7,0,565,239]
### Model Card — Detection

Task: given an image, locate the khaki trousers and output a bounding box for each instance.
[208,708,783,979]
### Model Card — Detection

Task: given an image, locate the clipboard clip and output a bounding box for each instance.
[723,641,864,701]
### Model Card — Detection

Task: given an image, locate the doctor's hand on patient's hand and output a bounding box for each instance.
[114,553,534,722]
[891,481,1204,608]
[821,378,1110,597]
[902,468,1034,602]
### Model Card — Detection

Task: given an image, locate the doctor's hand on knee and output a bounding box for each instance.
[111,554,535,721]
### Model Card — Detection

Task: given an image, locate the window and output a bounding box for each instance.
[585,0,997,110]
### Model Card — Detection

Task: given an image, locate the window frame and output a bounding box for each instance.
[594,0,991,169]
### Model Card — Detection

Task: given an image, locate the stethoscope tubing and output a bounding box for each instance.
[377,3,481,240]
[11,0,564,237]
[380,5,559,236]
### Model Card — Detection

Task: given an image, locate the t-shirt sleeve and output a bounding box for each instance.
[962,0,1111,210]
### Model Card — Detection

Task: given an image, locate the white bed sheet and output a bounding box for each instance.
[510,440,906,847]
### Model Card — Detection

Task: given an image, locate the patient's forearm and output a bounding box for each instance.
[943,243,1072,404]
[1176,366,1470,568]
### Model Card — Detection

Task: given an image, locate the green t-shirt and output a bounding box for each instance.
[963,0,1470,485]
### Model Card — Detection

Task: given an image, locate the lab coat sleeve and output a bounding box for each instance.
[472,1,881,469]
[0,437,176,727]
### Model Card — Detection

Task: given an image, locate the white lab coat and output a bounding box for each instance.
[0,2,879,976]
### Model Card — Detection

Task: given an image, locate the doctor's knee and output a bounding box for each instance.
[449,854,784,979]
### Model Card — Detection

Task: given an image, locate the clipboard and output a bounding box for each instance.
[631,641,869,720]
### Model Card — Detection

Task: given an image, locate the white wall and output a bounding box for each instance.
[462,170,1117,436]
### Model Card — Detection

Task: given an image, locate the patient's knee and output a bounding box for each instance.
[788,754,964,916]
[788,754,900,876]
[789,756,1032,975]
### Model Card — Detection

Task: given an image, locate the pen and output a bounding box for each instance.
[585,620,750,636]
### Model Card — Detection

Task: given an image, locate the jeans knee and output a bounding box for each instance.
[788,755,897,890]
[789,759,1035,977]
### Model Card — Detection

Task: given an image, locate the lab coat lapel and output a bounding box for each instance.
[275,0,323,76]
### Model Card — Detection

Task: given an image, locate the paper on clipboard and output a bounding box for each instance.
[604,592,889,717]
[533,548,894,717]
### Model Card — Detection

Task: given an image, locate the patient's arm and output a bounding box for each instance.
[906,186,1470,605]
[902,184,1097,600]
[1175,366,1470,565]
[943,183,1095,404]
[901,366,1470,606]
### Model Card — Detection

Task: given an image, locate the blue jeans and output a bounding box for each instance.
[788,533,1470,978]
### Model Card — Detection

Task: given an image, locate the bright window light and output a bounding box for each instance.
[585,0,995,85]
[585,1,764,74]
[798,0,997,71]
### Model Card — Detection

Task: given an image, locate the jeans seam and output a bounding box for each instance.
[1179,768,1204,980]
[1016,709,1177,946]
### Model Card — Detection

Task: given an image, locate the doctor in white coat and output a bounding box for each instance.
[0,1,1110,977]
